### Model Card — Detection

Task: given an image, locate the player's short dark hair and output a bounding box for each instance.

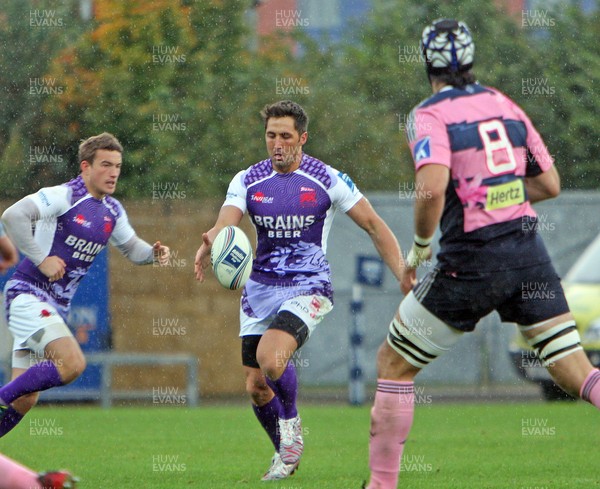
[261,100,309,135]
[429,70,476,90]
[78,132,123,164]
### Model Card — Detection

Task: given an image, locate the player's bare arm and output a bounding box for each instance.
[400,164,449,293]
[346,197,405,286]
[413,164,449,239]
[525,164,561,203]
[194,204,244,282]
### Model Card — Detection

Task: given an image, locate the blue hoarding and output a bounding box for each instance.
[0,250,111,399]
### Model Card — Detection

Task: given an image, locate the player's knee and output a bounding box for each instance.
[245,376,271,404]
[256,345,289,381]
[258,359,284,382]
[523,319,582,368]
[57,352,87,384]
[548,352,593,398]
[12,392,40,414]
[249,390,272,406]
[376,341,419,380]
[68,353,87,382]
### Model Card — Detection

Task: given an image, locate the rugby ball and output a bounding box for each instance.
[210,226,253,290]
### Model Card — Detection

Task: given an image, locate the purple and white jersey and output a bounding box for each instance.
[5,176,136,319]
[223,153,362,298]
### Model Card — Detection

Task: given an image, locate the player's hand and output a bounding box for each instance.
[0,256,18,274]
[194,233,212,282]
[401,239,433,294]
[0,236,19,274]
[400,267,417,295]
[38,256,66,282]
[152,241,170,266]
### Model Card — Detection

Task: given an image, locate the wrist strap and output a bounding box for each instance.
[413,234,433,247]
[406,241,431,268]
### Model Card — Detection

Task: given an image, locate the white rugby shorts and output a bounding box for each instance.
[240,280,333,337]
[6,294,73,368]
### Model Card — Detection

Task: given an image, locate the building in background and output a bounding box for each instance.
[250,0,597,46]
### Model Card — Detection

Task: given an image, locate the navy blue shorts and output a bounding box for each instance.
[414,262,570,332]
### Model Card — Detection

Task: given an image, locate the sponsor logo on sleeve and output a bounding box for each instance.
[39,191,51,207]
[413,137,431,163]
[338,172,356,191]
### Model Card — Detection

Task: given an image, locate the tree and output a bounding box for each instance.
[38,0,255,199]
[2,0,597,199]
[0,0,85,197]
[533,7,600,189]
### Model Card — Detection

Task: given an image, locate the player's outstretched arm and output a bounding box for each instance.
[194,205,244,282]
[525,164,560,204]
[346,197,405,290]
[113,235,170,266]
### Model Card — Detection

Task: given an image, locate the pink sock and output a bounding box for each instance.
[580,369,600,408]
[367,380,415,489]
[0,453,41,489]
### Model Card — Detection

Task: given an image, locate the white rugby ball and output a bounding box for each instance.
[210,226,253,290]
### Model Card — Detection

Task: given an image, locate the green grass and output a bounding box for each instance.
[1,402,598,488]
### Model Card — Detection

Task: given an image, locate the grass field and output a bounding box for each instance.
[1,401,598,488]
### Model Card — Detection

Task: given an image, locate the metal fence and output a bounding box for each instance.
[298,190,600,388]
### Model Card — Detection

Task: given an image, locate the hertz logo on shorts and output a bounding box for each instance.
[485,180,525,211]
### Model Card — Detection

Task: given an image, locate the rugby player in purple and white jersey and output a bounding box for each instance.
[366,19,600,489]
[0,133,170,438]
[195,100,405,480]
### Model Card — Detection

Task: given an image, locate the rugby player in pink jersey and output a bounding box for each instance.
[0,133,170,439]
[366,19,600,489]
[195,100,405,480]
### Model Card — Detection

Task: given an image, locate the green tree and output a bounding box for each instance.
[534,7,600,189]
[39,0,255,199]
[333,0,599,190]
[331,0,548,189]
[0,0,85,197]
[2,0,597,200]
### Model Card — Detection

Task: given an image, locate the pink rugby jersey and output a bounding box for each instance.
[407,83,554,272]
